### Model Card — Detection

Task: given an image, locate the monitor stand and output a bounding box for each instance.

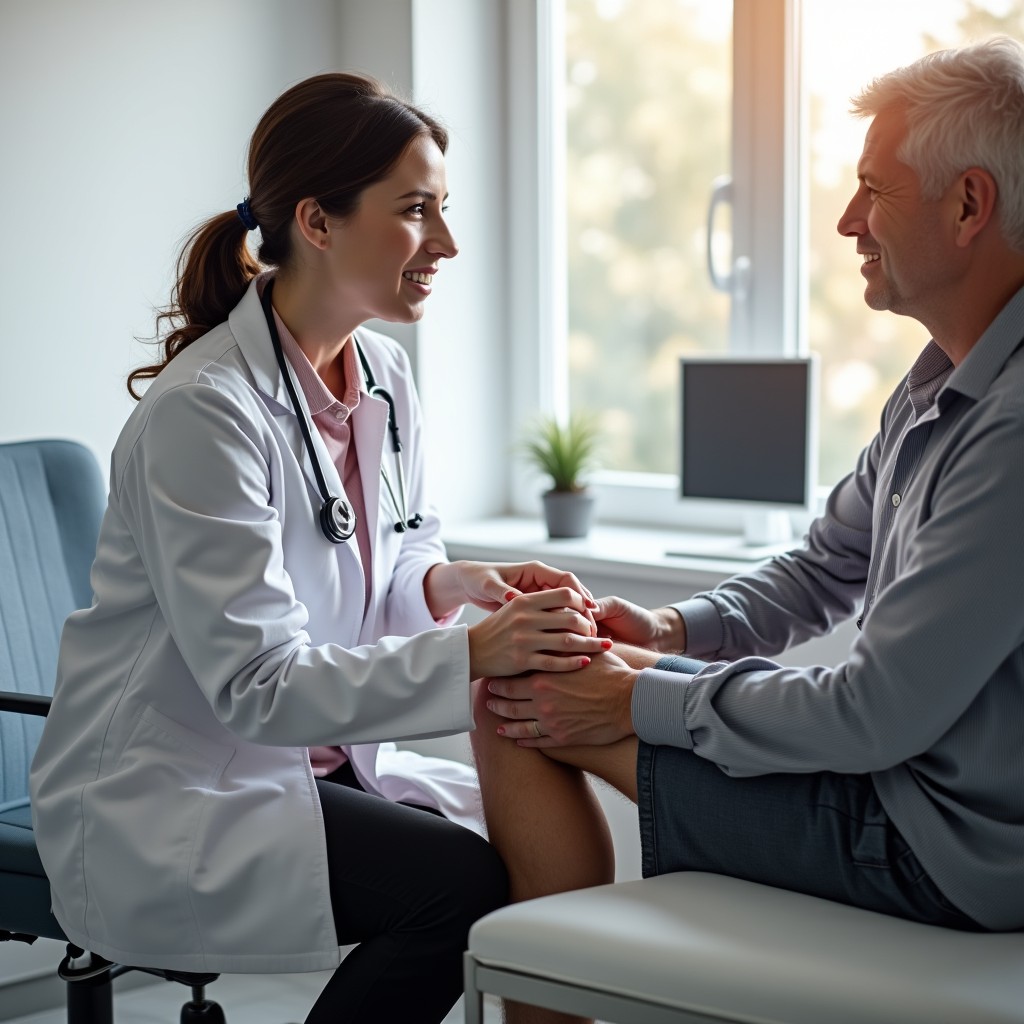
[741,509,792,547]
[665,510,794,563]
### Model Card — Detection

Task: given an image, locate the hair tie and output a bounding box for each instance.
[236,197,258,232]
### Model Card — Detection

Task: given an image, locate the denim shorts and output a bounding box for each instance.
[637,660,982,931]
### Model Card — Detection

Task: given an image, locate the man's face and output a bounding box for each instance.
[837,106,956,324]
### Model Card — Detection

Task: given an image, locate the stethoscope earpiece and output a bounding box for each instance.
[261,278,422,545]
[393,515,423,534]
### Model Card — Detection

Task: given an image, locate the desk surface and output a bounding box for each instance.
[442,517,786,589]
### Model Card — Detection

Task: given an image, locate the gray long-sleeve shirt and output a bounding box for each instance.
[632,285,1024,930]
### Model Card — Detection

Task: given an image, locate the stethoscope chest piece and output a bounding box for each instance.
[320,496,357,544]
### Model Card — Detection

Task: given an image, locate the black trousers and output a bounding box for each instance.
[304,762,508,1024]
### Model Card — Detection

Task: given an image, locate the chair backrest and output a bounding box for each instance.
[0,439,105,810]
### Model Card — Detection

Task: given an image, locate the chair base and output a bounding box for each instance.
[65,970,113,1024]
[181,996,227,1023]
[56,945,226,1024]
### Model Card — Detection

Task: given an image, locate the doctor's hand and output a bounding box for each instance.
[592,596,686,653]
[467,587,609,680]
[484,650,638,747]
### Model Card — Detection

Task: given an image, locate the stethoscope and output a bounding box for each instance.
[260,279,423,544]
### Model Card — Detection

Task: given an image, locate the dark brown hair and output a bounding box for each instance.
[128,73,448,399]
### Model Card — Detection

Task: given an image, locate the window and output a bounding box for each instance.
[508,0,1024,524]
[564,0,732,475]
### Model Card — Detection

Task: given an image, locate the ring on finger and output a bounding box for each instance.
[530,719,543,739]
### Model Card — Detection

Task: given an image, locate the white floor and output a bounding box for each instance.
[3,970,502,1023]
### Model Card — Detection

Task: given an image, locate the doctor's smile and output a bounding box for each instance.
[401,267,437,292]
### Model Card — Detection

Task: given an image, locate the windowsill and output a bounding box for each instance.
[442,516,789,588]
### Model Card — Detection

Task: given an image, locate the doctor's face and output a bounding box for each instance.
[322,135,458,325]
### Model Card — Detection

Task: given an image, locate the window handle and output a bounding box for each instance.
[706,175,750,302]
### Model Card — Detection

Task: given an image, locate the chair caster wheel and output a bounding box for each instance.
[181,999,226,1024]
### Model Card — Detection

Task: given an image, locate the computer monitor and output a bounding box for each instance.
[672,355,818,560]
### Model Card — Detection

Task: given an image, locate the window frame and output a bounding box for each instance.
[506,0,810,530]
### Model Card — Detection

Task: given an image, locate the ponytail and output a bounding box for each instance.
[128,211,261,400]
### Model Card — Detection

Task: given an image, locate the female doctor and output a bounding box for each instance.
[29,73,607,1024]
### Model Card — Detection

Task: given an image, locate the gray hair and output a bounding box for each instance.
[851,36,1024,252]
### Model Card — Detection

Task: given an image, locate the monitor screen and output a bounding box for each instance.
[679,356,817,511]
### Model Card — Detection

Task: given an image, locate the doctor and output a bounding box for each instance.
[30,73,606,1024]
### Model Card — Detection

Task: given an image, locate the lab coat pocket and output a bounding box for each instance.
[81,707,234,953]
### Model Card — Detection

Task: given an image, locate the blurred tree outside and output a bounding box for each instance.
[565,0,731,475]
[565,0,1024,485]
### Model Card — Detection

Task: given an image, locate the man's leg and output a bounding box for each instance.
[473,645,986,1019]
[538,737,639,800]
[470,683,624,1024]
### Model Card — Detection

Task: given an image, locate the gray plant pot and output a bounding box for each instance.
[542,490,596,539]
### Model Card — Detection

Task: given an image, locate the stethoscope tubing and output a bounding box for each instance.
[259,278,420,543]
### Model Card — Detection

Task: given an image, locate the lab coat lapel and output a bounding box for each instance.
[230,273,289,406]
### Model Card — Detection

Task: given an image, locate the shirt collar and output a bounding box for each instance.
[903,282,1024,417]
[942,282,1024,404]
[905,342,953,418]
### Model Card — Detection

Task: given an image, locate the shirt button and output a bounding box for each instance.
[891,493,901,507]
[334,408,347,422]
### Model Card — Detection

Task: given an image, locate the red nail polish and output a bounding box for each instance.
[580,657,591,667]
[504,590,516,602]
[497,727,505,735]
[601,639,612,650]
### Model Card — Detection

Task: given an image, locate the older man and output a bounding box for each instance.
[475,41,1024,1016]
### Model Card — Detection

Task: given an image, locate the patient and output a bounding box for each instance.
[473,37,1024,1024]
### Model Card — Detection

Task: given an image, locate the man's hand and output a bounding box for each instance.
[484,651,638,747]
[592,596,686,652]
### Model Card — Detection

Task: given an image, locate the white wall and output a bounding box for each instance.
[411,0,511,522]
[334,0,513,522]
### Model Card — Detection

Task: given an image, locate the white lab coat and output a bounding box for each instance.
[29,275,481,974]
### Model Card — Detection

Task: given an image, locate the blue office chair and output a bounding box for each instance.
[0,439,226,1023]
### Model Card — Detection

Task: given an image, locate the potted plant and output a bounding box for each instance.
[520,413,601,539]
